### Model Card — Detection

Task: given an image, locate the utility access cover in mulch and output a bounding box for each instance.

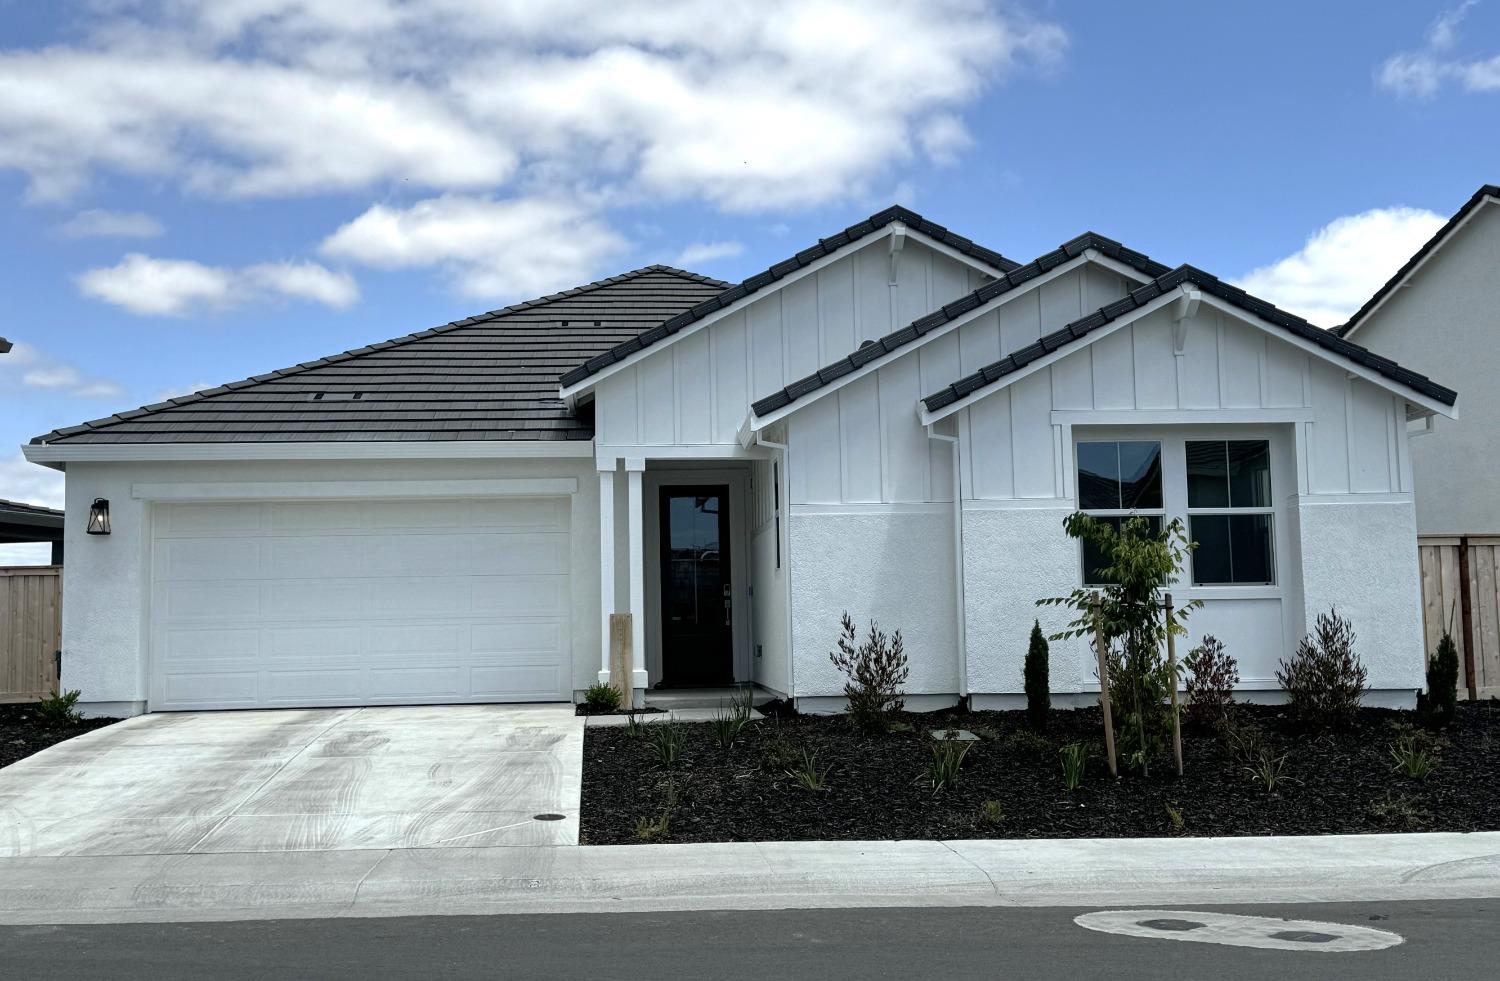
[580,702,1500,844]
[0,704,119,769]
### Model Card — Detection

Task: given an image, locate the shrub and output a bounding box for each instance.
[1059,742,1087,791]
[976,800,1004,827]
[583,682,622,714]
[1390,732,1437,779]
[1244,750,1291,793]
[1039,514,1200,775]
[711,691,753,750]
[828,612,909,733]
[1368,791,1432,830]
[928,737,972,792]
[1163,802,1185,833]
[634,778,678,841]
[784,748,829,791]
[34,689,82,727]
[646,722,683,768]
[1277,609,1367,731]
[1421,633,1460,729]
[1024,620,1050,731]
[1184,635,1239,729]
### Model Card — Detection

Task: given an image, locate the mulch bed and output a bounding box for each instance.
[0,704,120,769]
[580,701,1500,844]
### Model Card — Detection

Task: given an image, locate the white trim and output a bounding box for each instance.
[595,443,768,463]
[23,440,594,466]
[626,468,646,682]
[1341,193,1499,339]
[788,502,951,515]
[559,225,1005,399]
[599,467,617,681]
[1050,408,1314,426]
[1292,492,1416,506]
[745,251,1109,433]
[129,477,578,501]
[961,497,1075,510]
[1081,249,1158,285]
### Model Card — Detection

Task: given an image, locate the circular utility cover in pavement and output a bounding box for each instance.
[1074,909,1403,952]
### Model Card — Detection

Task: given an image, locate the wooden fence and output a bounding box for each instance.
[0,566,61,703]
[1418,537,1500,700]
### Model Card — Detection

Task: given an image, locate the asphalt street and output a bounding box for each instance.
[0,899,1492,980]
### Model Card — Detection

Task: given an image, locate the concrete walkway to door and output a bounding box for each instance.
[0,704,582,858]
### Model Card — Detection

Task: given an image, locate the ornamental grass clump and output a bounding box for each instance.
[1277,608,1367,731]
[828,612,909,734]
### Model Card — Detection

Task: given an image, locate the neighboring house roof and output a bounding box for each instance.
[557,206,1021,390]
[33,266,726,445]
[0,498,64,543]
[1335,183,1500,338]
[922,264,1459,417]
[748,232,1171,421]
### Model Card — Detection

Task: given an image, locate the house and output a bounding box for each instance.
[24,207,1457,717]
[0,499,64,566]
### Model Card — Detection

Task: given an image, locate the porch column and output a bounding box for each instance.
[597,462,616,682]
[625,458,647,686]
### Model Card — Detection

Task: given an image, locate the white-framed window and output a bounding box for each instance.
[1073,431,1282,591]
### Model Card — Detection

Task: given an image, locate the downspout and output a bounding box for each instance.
[753,429,796,703]
[926,423,968,700]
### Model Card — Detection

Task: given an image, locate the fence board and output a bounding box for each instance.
[1417,537,1500,700]
[0,567,61,703]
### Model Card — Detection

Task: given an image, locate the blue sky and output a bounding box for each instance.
[2,1,1497,560]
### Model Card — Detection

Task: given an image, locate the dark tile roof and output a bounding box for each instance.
[34,266,727,445]
[923,265,1459,414]
[750,233,1171,419]
[1335,183,1500,337]
[0,499,63,520]
[558,205,1021,389]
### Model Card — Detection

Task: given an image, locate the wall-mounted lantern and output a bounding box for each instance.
[86,498,111,536]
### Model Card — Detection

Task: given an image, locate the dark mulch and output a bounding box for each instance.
[580,702,1500,844]
[0,704,120,769]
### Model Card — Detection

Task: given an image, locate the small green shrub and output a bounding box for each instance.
[1217,716,1266,764]
[1244,750,1291,793]
[583,682,622,714]
[784,748,829,791]
[1277,608,1368,731]
[1059,742,1087,791]
[710,692,753,750]
[929,737,972,792]
[1024,620,1050,731]
[1001,729,1053,757]
[1164,802,1185,832]
[828,612,909,733]
[1368,791,1432,830]
[976,800,1004,828]
[34,689,82,727]
[1390,732,1436,779]
[1421,632,1460,728]
[624,709,646,739]
[646,722,683,768]
[633,778,678,841]
[1184,634,1239,728]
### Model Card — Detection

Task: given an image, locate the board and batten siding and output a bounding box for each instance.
[594,238,989,453]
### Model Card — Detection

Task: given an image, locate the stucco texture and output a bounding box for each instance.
[787,509,957,697]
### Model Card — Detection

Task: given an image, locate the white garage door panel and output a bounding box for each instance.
[151,497,573,710]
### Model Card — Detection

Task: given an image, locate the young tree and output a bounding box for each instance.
[1024,620,1050,731]
[1421,632,1460,729]
[1038,513,1200,775]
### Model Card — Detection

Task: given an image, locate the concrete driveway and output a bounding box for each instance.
[0,705,582,858]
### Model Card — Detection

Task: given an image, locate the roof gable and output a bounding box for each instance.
[557,205,1020,391]
[1337,183,1500,338]
[923,264,1458,420]
[34,265,726,446]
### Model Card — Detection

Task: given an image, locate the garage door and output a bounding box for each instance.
[150,497,572,710]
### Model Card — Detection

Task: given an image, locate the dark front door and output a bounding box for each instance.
[659,486,732,687]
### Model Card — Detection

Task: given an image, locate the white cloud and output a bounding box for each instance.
[76,252,358,315]
[918,114,973,166]
[674,241,743,267]
[0,453,64,509]
[321,195,627,300]
[58,208,164,238]
[0,1,1064,210]
[0,342,123,398]
[1234,207,1448,328]
[1377,2,1500,98]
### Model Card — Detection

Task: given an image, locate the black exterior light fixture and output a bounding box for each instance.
[86,498,111,536]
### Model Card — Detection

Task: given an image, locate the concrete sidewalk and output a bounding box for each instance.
[2,831,1498,925]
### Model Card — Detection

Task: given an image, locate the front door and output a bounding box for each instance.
[658,486,733,687]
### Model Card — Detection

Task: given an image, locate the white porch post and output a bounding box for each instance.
[597,463,616,682]
[625,458,647,688]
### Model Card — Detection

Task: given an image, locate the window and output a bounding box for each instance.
[1076,440,1164,585]
[1186,440,1275,586]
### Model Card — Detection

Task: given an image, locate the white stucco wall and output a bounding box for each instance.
[1345,202,1496,535]
[57,456,601,716]
[786,507,957,699]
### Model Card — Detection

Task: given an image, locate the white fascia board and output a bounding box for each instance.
[1342,193,1498,339]
[21,439,595,466]
[744,251,1100,435]
[1193,294,1457,419]
[1082,249,1157,284]
[558,224,1004,400]
[131,477,579,501]
[919,289,1184,426]
[593,443,768,465]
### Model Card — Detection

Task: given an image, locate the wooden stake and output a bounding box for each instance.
[1091,592,1117,779]
[609,612,633,707]
[1164,592,1183,778]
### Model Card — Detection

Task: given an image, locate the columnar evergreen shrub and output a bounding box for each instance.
[1024,620,1050,731]
[1276,608,1367,731]
[1422,632,1460,728]
[829,612,909,733]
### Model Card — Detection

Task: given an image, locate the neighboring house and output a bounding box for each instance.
[24,207,1456,717]
[1334,184,1499,538]
[0,499,64,565]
